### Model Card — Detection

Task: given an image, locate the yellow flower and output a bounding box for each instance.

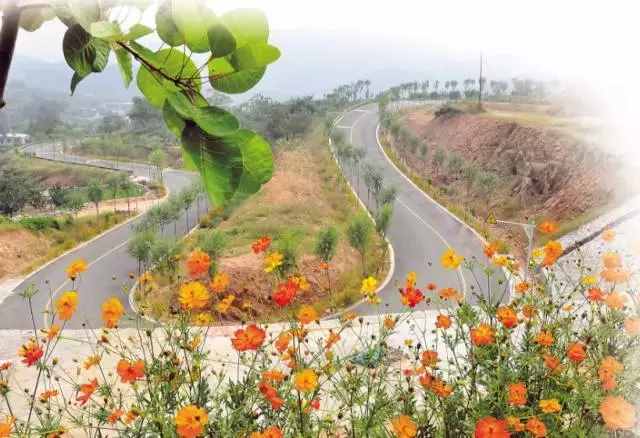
[193,313,213,326]
[215,295,235,314]
[101,297,125,328]
[601,228,616,242]
[43,324,60,341]
[361,276,378,294]
[406,271,417,287]
[65,259,87,280]
[291,275,310,291]
[531,247,545,264]
[179,282,210,311]
[210,272,230,293]
[539,399,562,413]
[56,291,78,321]
[492,255,509,267]
[83,354,101,370]
[297,305,318,325]
[581,275,597,286]
[264,252,284,273]
[294,368,318,392]
[440,248,463,269]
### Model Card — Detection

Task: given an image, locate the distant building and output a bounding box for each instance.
[0,132,31,146]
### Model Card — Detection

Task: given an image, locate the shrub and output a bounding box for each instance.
[18,216,60,231]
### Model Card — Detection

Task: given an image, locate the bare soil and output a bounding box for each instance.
[0,229,50,280]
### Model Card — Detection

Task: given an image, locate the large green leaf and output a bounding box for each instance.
[89,21,123,40]
[222,9,269,47]
[70,72,85,95]
[208,57,265,94]
[171,0,214,53]
[155,0,184,46]
[124,24,153,41]
[114,48,133,87]
[136,49,200,108]
[229,43,280,70]
[208,23,236,57]
[91,39,111,72]
[181,123,239,206]
[63,24,95,77]
[227,129,273,184]
[192,106,239,137]
[163,100,186,138]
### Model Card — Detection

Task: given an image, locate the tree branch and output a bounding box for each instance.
[0,0,21,109]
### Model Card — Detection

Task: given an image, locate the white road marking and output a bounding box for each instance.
[334,125,351,129]
[43,239,131,327]
[353,109,371,113]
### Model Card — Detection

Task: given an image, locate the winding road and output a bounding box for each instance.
[336,103,503,315]
[0,145,202,329]
[0,104,501,330]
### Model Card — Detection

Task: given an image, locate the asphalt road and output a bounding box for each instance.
[335,104,505,314]
[0,145,203,329]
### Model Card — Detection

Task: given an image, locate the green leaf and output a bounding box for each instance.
[222,9,269,47]
[208,23,236,57]
[89,21,123,40]
[171,0,214,53]
[124,24,153,41]
[91,39,111,72]
[155,0,184,46]
[229,43,280,70]
[166,92,197,118]
[192,106,239,137]
[129,41,160,64]
[70,72,86,95]
[136,49,200,108]
[163,100,186,138]
[181,123,238,206]
[114,48,133,87]
[208,57,265,94]
[63,24,95,77]
[228,170,261,205]
[227,129,273,184]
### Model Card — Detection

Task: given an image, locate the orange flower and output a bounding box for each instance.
[435,314,452,329]
[76,378,98,406]
[515,281,530,294]
[391,415,417,438]
[215,294,235,313]
[598,356,623,391]
[186,249,210,278]
[107,409,124,425]
[101,297,125,328]
[525,417,547,437]
[539,399,561,413]
[496,306,518,329]
[602,252,621,269]
[272,279,298,307]
[258,381,284,410]
[0,416,14,437]
[401,286,425,308]
[537,220,558,234]
[83,354,101,370]
[179,281,210,310]
[55,291,78,321]
[65,258,87,280]
[431,378,453,398]
[605,291,627,310]
[125,409,140,424]
[599,396,636,430]
[231,324,266,352]
[600,267,630,283]
[471,323,495,346]
[624,317,640,336]
[506,416,524,432]
[325,331,341,349]
[441,248,463,269]
[252,236,272,254]
[384,316,396,330]
[293,368,318,392]
[275,332,291,353]
[484,242,498,258]
[522,305,537,319]
[507,382,527,407]
[297,305,318,325]
[439,287,462,302]
[567,342,586,363]
[262,370,286,383]
[601,228,616,242]
[542,354,561,373]
[175,405,208,438]
[18,339,43,367]
[250,426,283,438]
[542,240,562,266]
[535,330,554,348]
[587,287,605,302]
[210,272,230,293]
[116,359,145,384]
[426,282,437,291]
[39,389,59,402]
[420,350,438,367]
[474,416,510,438]
[44,324,60,341]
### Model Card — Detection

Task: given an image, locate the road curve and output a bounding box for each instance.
[335,103,504,314]
[0,145,202,329]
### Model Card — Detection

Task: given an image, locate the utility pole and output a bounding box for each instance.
[478,53,484,109]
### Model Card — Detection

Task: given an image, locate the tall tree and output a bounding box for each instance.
[87,180,103,218]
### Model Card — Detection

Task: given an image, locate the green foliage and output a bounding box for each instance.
[375,203,394,237]
[150,237,183,280]
[0,163,42,217]
[87,180,103,210]
[47,0,281,208]
[347,213,373,274]
[18,216,60,231]
[128,229,156,272]
[314,226,339,263]
[63,191,85,216]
